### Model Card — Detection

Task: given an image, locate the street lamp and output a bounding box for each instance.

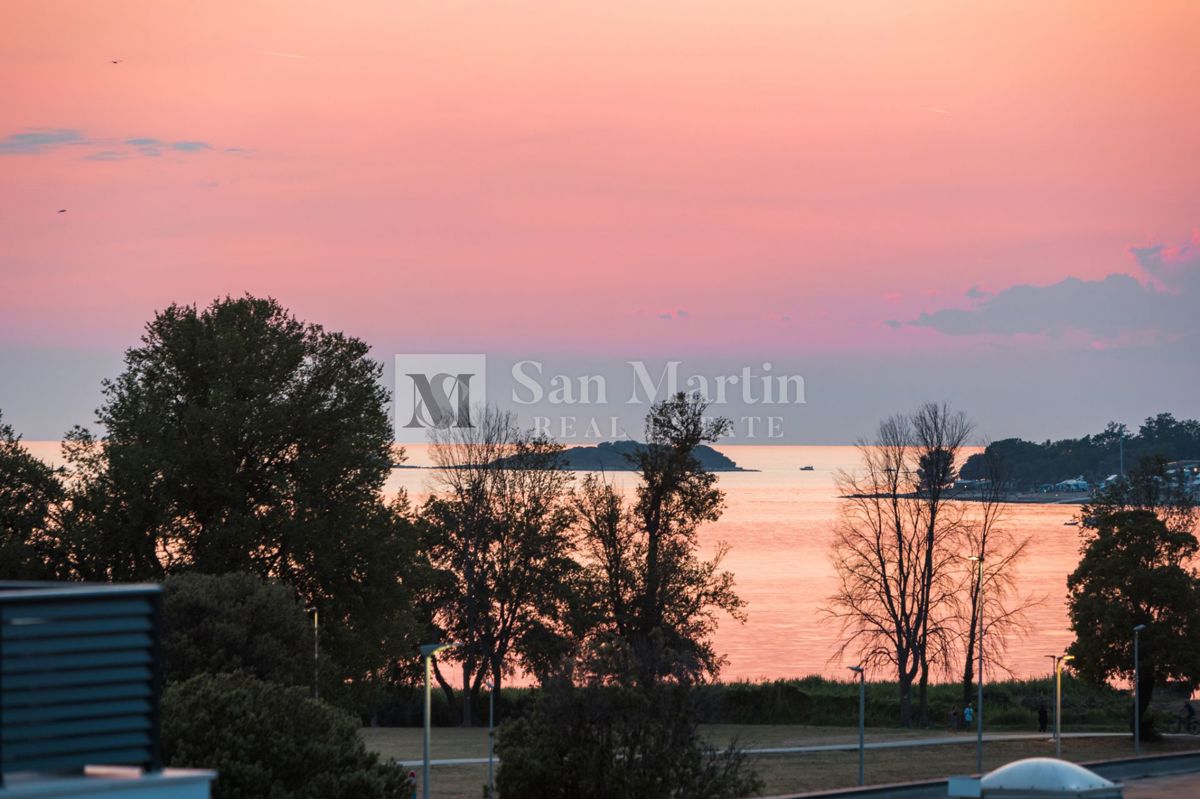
[968,555,985,772]
[1046,655,1058,738]
[848,665,865,786]
[1134,624,1147,756]
[484,677,496,798]
[420,642,460,799]
[310,608,320,701]
[1055,654,1074,758]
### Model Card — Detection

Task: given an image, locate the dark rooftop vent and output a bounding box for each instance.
[0,582,162,786]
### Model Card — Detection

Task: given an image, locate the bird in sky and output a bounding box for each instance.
[57,209,67,214]
[111,59,122,64]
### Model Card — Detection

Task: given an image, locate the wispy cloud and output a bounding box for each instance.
[0,128,85,155]
[1,127,228,160]
[123,137,212,157]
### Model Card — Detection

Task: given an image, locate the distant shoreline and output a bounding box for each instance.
[843,489,1089,506]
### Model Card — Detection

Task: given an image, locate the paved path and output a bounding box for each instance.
[399,731,1132,766]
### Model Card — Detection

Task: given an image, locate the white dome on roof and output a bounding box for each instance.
[980,758,1121,797]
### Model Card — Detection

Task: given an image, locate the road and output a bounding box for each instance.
[401,731,1134,766]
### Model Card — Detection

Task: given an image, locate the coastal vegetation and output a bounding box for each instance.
[1066,458,1200,738]
[959,414,1200,489]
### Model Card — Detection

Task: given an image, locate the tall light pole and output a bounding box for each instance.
[312,608,320,701]
[848,665,865,786]
[1046,655,1058,739]
[1055,654,1074,758]
[420,642,459,799]
[1134,624,1147,756]
[968,555,985,772]
[484,677,496,798]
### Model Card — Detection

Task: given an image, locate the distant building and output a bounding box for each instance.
[1052,476,1089,492]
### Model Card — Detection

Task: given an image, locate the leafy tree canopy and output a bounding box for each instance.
[52,295,424,680]
[161,572,313,687]
[162,672,405,799]
[1067,509,1200,688]
[0,411,62,580]
[496,680,761,799]
[960,413,1200,488]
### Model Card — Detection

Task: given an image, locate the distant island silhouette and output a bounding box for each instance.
[393,440,749,471]
[549,440,748,471]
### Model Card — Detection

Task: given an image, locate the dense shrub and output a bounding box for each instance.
[163,672,405,799]
[161,572,313,686]
[496,681,761,799]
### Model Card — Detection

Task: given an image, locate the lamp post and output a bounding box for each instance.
[848,665,865,786]
[968,555,985,772]
[484,677,496,798]
[1046,655,1058,739]
[420,642,460,799]
[312,608,320,701]
[1055,654,1074,758]
[1134,624,1147,756]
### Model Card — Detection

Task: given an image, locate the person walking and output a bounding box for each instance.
[1038,701,1049,733]
[950,708,960,730]
[963,704,974,726]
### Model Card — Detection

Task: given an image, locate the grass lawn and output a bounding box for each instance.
[361,725,1199,798]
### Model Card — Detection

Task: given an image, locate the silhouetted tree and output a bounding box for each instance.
[422,407,580,725]
[496,679,760,799]
[575,393,744,686]
[163,673,404,799]
[0,411,62,580]
[1068,459,1200,739]
[828,403,1033,727]
[958,447,1037,709]
[52,296,423,683]
[161,572,313,687]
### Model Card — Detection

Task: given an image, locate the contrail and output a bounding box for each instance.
[260,51,314,60]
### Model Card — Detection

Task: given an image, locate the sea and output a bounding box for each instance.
[390,444,1081,682]
[26,442,1082,682]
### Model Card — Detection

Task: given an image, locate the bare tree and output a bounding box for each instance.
[829,403,1039,727]
[828,406,1040,727]
[957,446,1038,710]
[422,406,578,725]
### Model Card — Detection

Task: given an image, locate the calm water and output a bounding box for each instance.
[387,444,1080,682]
[27,442,1081,681]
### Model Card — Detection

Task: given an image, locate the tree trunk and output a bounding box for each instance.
[917,655,930,728]
[899,671,914,728]
[432,660,456,724]
[961,610,978,710]
[461,662,474,727]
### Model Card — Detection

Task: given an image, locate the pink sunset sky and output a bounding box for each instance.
[1,1,1198,440]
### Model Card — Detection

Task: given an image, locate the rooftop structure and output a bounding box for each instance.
[0,583,213,799]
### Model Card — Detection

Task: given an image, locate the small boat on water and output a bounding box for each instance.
[799,465,815,471]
